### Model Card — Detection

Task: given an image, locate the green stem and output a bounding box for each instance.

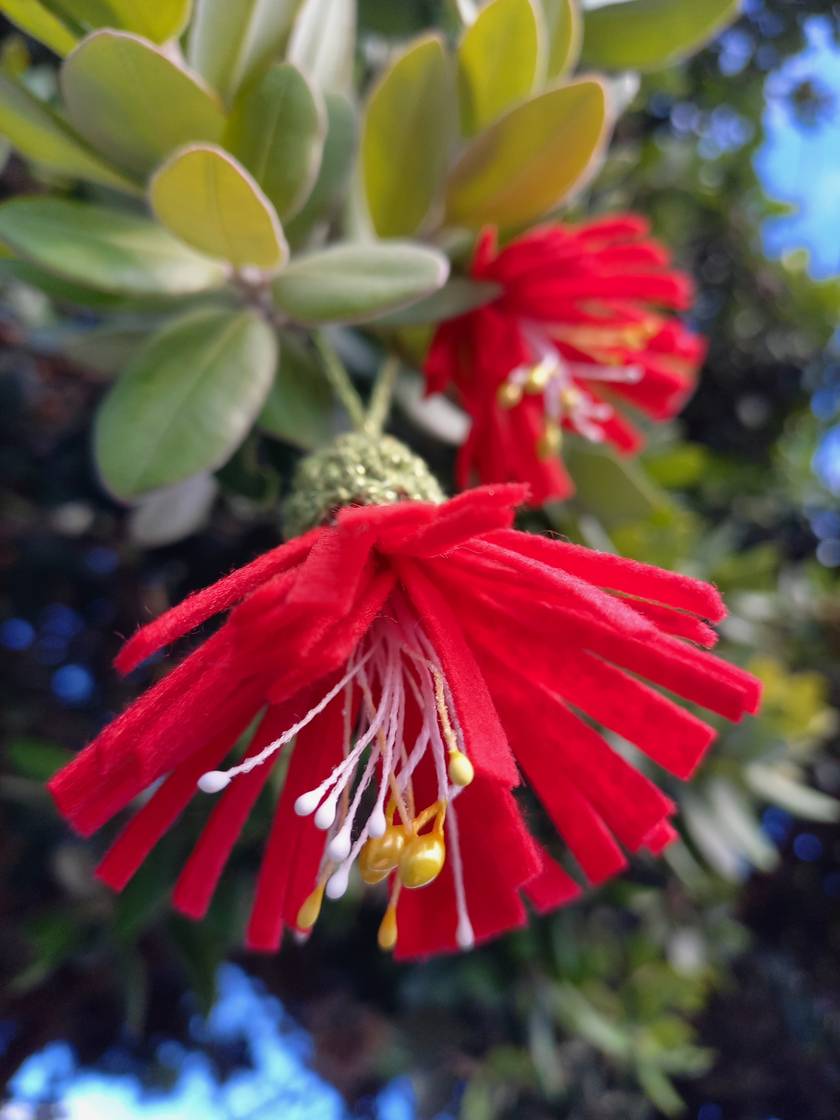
[315,331,367,431]
[366,354,400,436]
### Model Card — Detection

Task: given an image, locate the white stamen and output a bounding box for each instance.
[327,827,352,862]
[197,770,231,795]
[315,793,340,831]
[326,864,351,899]
[446,798,475,953]
[367,805,387,838]
[294,789,323,817]
[456,914,475,950]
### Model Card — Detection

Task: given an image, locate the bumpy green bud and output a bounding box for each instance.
[282,432,444,538]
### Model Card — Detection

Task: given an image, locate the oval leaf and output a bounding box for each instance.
[581,0,739,71]
[0,0,76,55]
[259,332,335,450]
[61,30,225,178]
[0,73,133,191]
[48,0,192,43]
[150,145,287,270]
[445,78,606,230]
[188,0,300,104]
[225,63,325,221]
[0,197,227,294]
[286,92,357,247]
[287,0,356,94]
[458,0,540,136]
[540,0,582,78]
[95,307,277,498]
[272,241,449,324]
[362,34,454,238]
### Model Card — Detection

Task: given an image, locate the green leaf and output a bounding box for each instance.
[745,765,840,824]
[95,307,277,498]
[540,0,581,79]
[61,30,225,178]
[445,79,606,230]
[225,63,325,221]
[48,0,192,42]
[287,0,356,94]
[562,440,670,528]
[581,0,740,72]
[272,241,448,324]
[64,320,161,375]
[150,144,287,270]
[362,34,454,238]
[457,0,540,136]
[129,472,219,546]
[0,72,133,190]
[285,92,356,246]
[0,0,76,55]
[372,277,501,326]
[0,198,227,294]
[6,738,75,781]
[187,0,300,104]
[259,331,335,449]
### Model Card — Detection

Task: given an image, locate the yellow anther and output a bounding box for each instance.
[296,882,325,931]
[559,385,583,410]
[399,832,446,889]
[524,360,552,393]
[377,903,398,951]
[497,381,522,409]
[536,423,562,459]
[359,826,406,885]
[448,750,474,788]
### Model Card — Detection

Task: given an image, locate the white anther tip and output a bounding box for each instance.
[327,832,352,862]
[314,799,337,830]
[294,790,322,817]
[197,771,230,795]
[325,868,350,900]
[456,918,475,951]
[368,806,387,838]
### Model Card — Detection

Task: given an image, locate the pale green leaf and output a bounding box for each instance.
[272,241,448,323]
[458,0,540,136]
[259,332,335,449]
[48,0,192,43]
[362,34,454,238]
[150,144,287,270]
[0,0,76,55]
[95,307,277,498]
[61,30,225,178]
[287,0,356,94]
[445,78,606,230]
[0,72,134,190]
[285,92,356,246]
[745,764,840,824]
[0,198,227,294]
[187,0,301,104]
[372,277,500,326]
[540,0,582,78]
[225,62,325,221]
[581,0,740,71]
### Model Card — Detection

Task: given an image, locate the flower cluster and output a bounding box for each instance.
[425,216,706,503]
[50,463,759,959]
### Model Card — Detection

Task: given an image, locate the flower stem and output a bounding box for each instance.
[315,331,368,431]
[366,354,400,436]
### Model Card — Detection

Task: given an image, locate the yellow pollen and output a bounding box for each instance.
[448,749,474,788]
[536,422,562,459]
[524,360,552,393]
[296,881,325,931]
[359,825,406,885]
[559,385,583,410]
[377,903,398,951]
[497,380,522,409]
[399,831,446,889]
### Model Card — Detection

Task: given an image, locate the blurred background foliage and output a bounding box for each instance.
[2,0,840,1118]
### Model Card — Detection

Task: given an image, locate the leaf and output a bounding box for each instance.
[48,0,192,42]
[285,92,357,246]
[445,79,606,230]
[259,331,335,449]
[225,63,325,221]
[6,737,75,781]
[540,0,582,78]
[0,0,76,55]
[150,144,287,270]
[287,0,356,94]
[129,472,219,547]
[563,440,670,528]
[372,277,501,326]
[457,0,540,136]
[94,308,277,498]
[0,72,133,191]
[64,321,161,375]
[580,0,740,72]
[745,765,840,824]
[706,779,778,873]
[272,241,448,324]
[61,30,225,178]
[0,198,227,294]
[187,0,301,105]
[362,34,455,238]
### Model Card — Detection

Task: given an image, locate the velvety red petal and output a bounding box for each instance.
[524,846,583,913]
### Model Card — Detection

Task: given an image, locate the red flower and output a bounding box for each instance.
[425,217,707,503]
[49,485,758,959]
